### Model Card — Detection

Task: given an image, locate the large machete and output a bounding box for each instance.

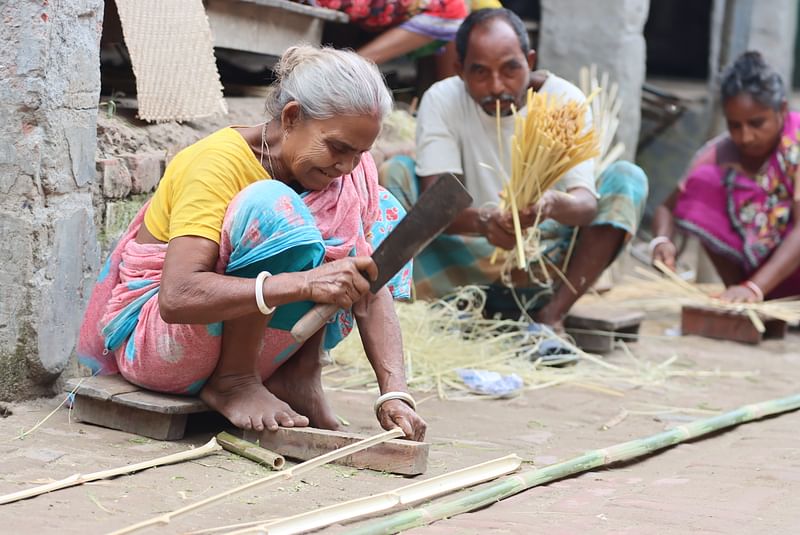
[290,174,473,343]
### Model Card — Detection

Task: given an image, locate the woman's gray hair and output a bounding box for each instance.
[720,51,786,111]
[265,45,393,121]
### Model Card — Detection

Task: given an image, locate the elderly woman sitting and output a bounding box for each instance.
[652,51,800,303]
[78,46,426,440]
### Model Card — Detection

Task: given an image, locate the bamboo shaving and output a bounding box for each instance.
[327,287,756,398]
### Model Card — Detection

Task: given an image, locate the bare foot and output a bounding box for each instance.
[267,352,340,431]
[200,373,310,432]
[533,307,565,334]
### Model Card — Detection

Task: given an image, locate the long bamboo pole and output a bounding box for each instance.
[349,393,800,535]
[0,437,222,506]
[110,428,403,535]
[218,455,522,535]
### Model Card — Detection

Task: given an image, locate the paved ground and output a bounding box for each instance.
[2,312,799,534]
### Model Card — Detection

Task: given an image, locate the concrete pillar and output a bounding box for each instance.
[537,0,650,162]
[0,0,103,400]
[748,0,797,87]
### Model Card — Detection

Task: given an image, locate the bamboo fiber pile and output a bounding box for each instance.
[327,287,754,399]
[493,88,599,270]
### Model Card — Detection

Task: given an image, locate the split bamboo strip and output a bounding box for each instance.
[213,455,522,535]
[110,429,403,535]
[216,432,285,470]
[0,437,222,506]
[579,64,624,178]
[349,392,800,535]
[642,261,800,326]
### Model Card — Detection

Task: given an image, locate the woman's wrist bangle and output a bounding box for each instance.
[255,271,276,315]
[743,280,765,302]
[374,391,416,419]
[648,236,672,255]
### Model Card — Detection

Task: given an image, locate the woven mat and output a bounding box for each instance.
[115,0,227,122]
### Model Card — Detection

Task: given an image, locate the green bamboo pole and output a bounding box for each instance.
[350,392,800,535]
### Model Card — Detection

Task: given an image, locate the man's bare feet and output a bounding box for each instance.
[532,306,565,334]
[200,373,310,432]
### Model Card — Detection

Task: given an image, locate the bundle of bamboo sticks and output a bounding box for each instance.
[494,88,599,269]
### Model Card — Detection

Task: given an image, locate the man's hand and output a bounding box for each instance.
[377,400,427,441]
[517,190,558,228]
[481,209,517,250]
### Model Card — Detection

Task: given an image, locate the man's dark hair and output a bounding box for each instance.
[455,8,531,64]
[720,51,785,111]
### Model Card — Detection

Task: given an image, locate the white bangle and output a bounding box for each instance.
[743,280,765,302]
[374,391,416,419]
[648,236,672,255]
[255,271,276,315]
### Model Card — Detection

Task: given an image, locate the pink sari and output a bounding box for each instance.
[76,152,413,394]
[674,111,800,298]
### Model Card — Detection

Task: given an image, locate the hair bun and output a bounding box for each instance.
[274,45,322,81]
[264,45,392,123]
[720,50,785,111]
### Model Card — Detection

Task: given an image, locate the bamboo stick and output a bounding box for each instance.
[206,455,523,535]
[0,438,221,506]
[109,428,403,535]
[216,432,285,470]
[349,392,800,535]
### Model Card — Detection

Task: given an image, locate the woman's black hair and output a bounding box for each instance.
[720,51,786,110]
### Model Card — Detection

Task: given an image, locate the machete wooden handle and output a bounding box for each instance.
[291,303,339,344]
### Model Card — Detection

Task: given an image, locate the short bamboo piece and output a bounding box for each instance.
[216,432,285,470]
[349,392,800,535]
[0,437,222,506]
[110,428,403,535]
[196,455,522,535]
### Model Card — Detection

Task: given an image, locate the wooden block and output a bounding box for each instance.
[66,375,142,401]
[112,390,207,414]
[564,305,644,353]
[66,375,207,414]
[65,375,208,440]
[569,331,616,353]
[681,305,787,344]
[565,305,644,331]
[258,427,429,475]
[71,396,189,440]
